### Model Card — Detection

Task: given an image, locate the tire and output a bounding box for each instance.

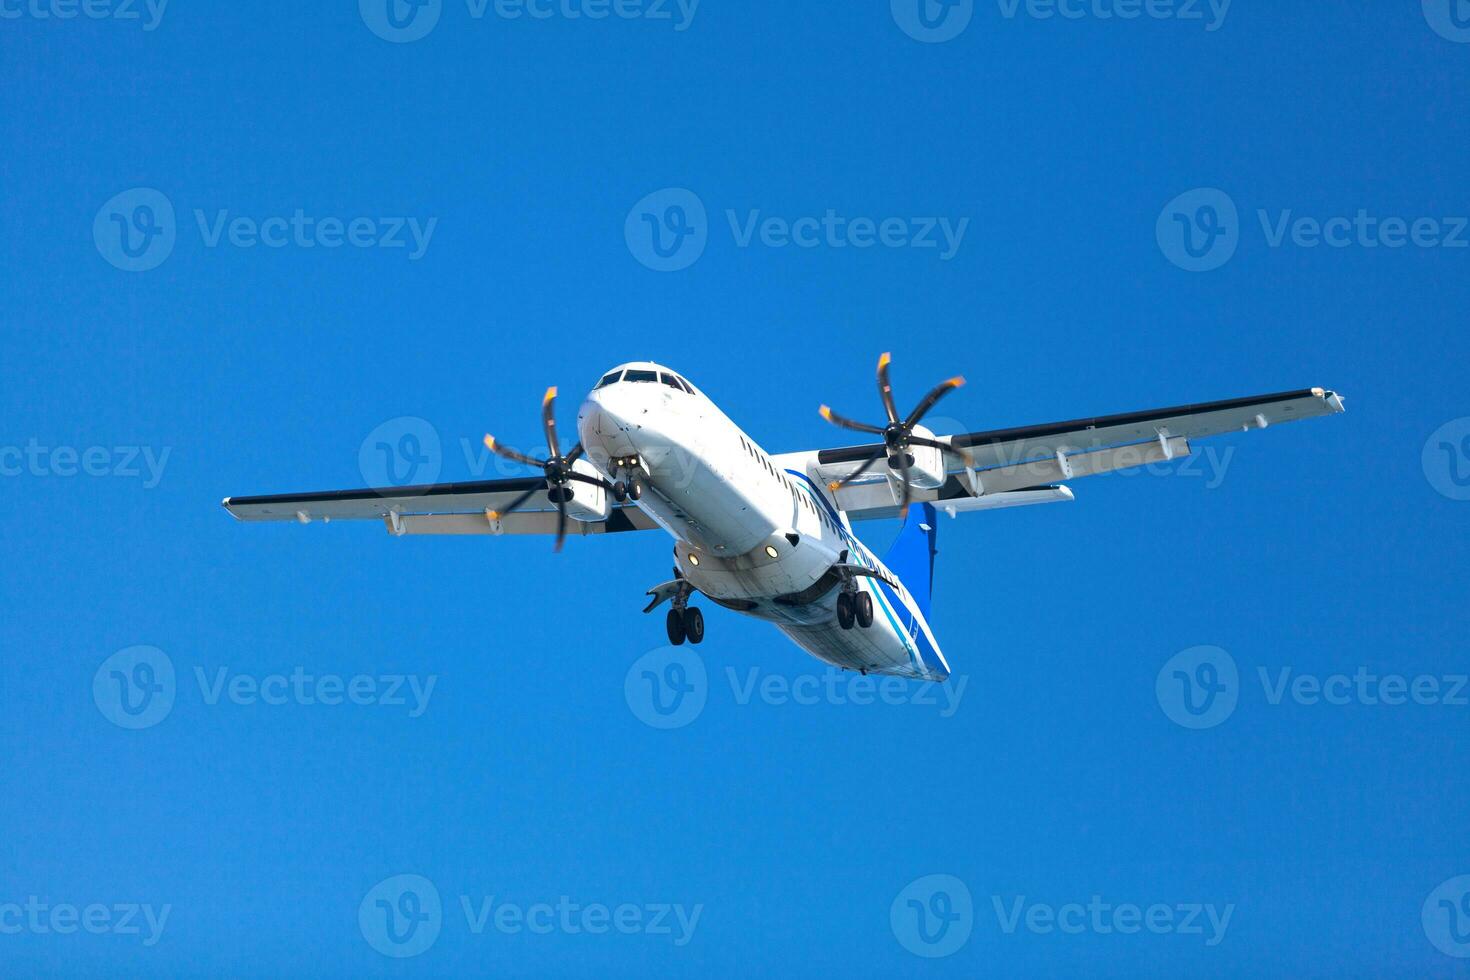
[629,479,643,501]
[855,591,874,629]
[666,607,686,646]
[683,606,705,645]
[612,481,627,503]
[836,592,855,630]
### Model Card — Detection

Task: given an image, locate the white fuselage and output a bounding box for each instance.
[577,363,949,681]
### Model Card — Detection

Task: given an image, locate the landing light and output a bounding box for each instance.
[688,553,700,566]
[765,545,779,559]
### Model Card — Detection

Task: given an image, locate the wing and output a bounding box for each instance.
[811,387,1346,519]
[222,477,660,537]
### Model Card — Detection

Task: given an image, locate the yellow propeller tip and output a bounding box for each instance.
[950,376,967,388]
[828,481,841,492]
[543,386,557,403]
[483,434,496,450]
[878,352,891,368]
[819,405,833,420]
[487,510,500,521]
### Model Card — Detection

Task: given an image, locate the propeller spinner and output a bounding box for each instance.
[818,353,965,518]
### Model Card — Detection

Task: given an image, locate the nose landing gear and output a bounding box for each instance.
[609,456,645,503]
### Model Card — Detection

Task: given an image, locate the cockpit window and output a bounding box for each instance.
[660,373,684,391]
[623,369,658,383]
[674,376,695,394]
[594,370,623,389]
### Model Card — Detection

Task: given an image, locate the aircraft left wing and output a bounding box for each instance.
[222,477,660,537]
[809,386,1345,519]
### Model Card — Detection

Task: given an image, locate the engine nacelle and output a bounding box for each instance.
[564,458,612,523]
[899,424,947,490]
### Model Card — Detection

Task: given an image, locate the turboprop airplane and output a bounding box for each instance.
[223,356,1345,682]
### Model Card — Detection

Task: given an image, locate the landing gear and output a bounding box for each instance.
[836,590,874,631]
[627,477,643,501]
[612,482,627,503]
[666,605,704,645]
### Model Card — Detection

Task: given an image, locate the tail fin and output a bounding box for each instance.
[882,503,938,619]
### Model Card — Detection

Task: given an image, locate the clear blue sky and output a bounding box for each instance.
[3,3,1469,976]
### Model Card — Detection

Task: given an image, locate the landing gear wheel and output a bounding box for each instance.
[666,607,686,646]
[855,592,874,629]
[628,478,643,501]
[612,481,627,503]
[682,606,705,645]
[836,592,855,631]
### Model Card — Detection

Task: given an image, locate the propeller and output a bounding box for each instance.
[482,386,615,552]
[818,352,965,518]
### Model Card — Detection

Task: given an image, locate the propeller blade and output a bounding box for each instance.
[876,352,899,425]
[483,434,542,467]
[819,405,885,435]
[553,498,568,553]
[564,442,585,464]
[485,484,541,522]
[826,449,885,491]
[904,376,966,428]
[541,386,561,458]
[908,434,959,454]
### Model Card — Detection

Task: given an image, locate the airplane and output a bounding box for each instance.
[223,356,1345,683]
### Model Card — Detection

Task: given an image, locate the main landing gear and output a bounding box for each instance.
[666,605,704,646]
[836,590,874,631]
